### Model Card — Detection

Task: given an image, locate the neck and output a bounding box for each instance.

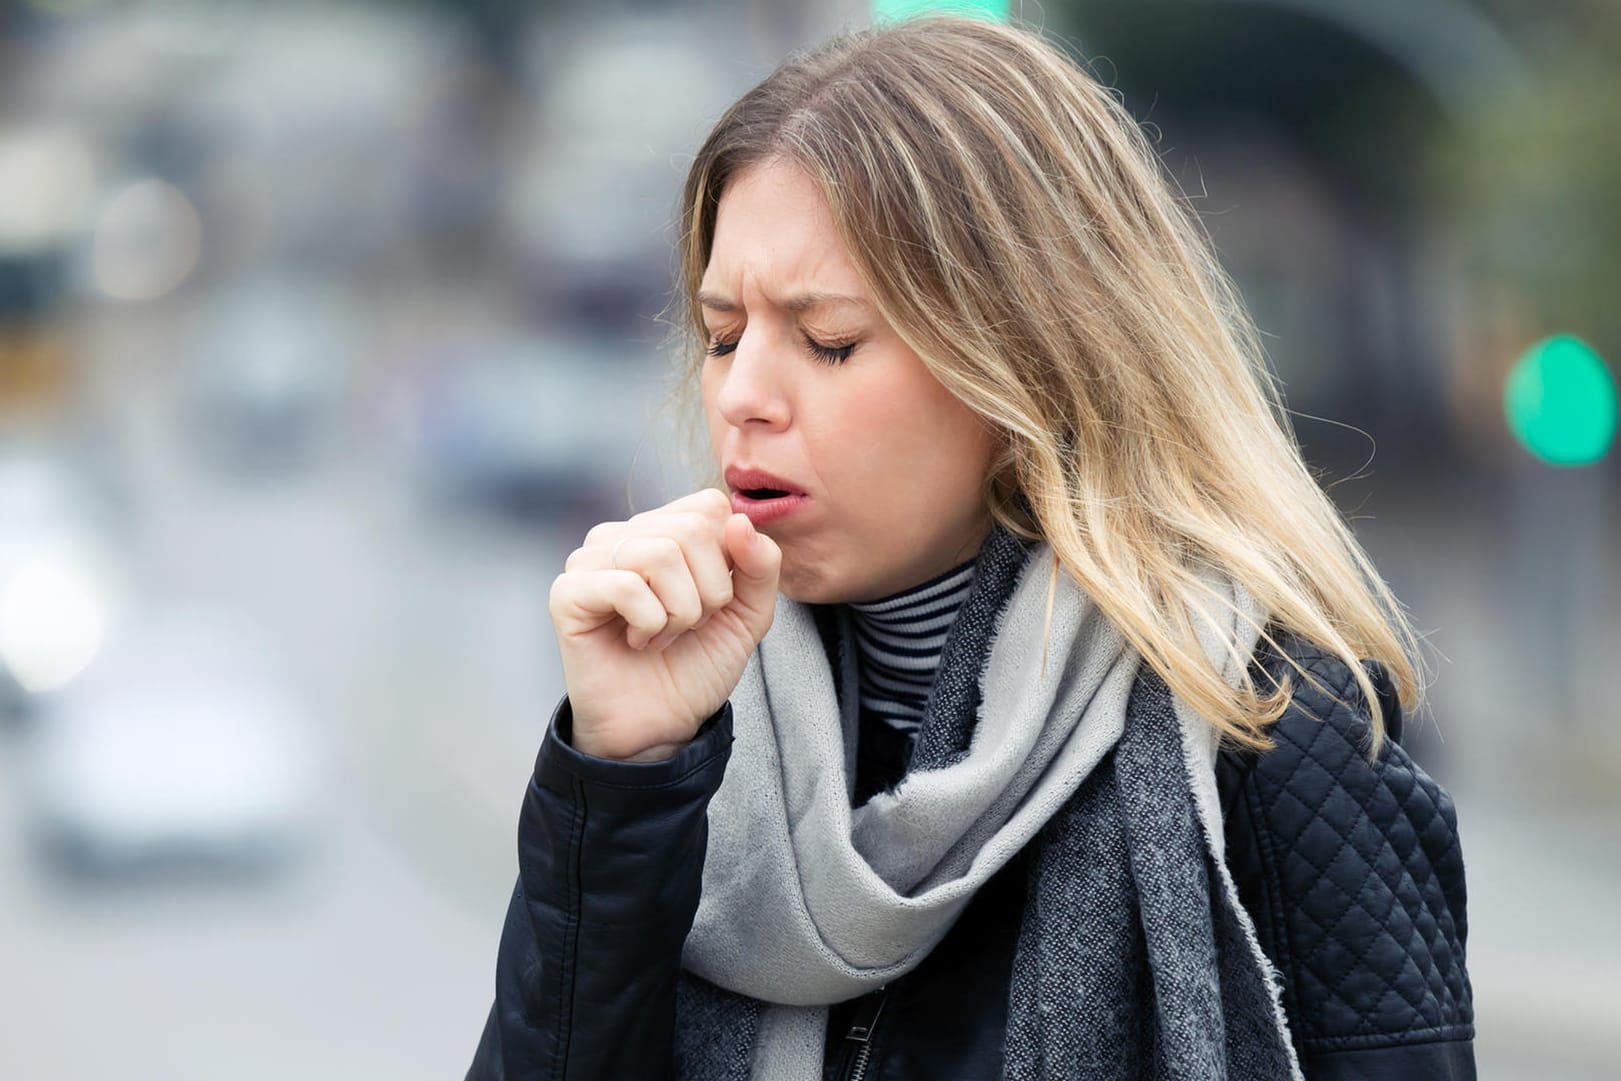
[847,558,978,732]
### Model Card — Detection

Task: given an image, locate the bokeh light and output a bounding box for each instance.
[1504,335,1618,466]
[874,0,1009,23]
[89,179,203,303]
[0,557,109,693]
[0,128,96,256]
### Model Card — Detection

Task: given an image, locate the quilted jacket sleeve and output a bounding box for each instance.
[1218,637,1475,1081]
[465,698,733,1081]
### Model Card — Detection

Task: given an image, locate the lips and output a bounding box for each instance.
[724,466,810,527]
[725,466,805,499]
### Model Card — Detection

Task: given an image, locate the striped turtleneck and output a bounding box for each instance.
[848,559,977,736]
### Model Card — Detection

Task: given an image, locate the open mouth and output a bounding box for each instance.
[724,466,808,525]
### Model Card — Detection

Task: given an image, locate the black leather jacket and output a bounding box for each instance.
[467,635,1474,1080]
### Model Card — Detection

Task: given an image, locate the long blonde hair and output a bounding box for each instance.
[674,15,1424,751]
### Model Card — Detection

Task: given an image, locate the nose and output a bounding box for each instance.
[710,329,791,431]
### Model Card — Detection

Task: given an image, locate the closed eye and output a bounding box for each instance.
[805,335,856,365]
[705,334,858,365]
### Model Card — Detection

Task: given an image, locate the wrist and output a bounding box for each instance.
[567,704,693,762]
[572,733,688,763]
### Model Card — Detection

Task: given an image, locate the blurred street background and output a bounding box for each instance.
[0,1,1615,1078]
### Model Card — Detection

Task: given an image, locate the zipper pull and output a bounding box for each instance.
[845,989,887,1043]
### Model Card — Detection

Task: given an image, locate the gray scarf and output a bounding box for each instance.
[675,530,1303,1080]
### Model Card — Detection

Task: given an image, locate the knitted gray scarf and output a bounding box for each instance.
[674,529,1303,1080]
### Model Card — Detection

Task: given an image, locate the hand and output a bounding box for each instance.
[548,488,781,761]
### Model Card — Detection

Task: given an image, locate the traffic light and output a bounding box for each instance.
[1504,335,1617,466]
[873,0,1009,22]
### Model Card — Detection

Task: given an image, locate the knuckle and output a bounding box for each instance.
[673,512,713,543]
[649,535,685,565]
[547,572,573,608]
[661,515,706,551]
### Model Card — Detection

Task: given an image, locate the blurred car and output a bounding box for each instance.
[404,332,659,527]
[506,13,745,328]
[182,277,356,476]
[25,609,316,877]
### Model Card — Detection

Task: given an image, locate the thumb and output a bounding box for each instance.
[724,513,781,632]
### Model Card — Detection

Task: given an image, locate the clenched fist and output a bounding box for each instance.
[548,488,781,761]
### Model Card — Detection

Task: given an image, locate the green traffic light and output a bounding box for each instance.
[1504,335,1617,466]
[873,0,1010,22]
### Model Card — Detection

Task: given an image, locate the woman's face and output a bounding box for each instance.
[699,159,998,603]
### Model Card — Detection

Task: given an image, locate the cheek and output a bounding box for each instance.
[813,371,992,500]
[911,412,996,508]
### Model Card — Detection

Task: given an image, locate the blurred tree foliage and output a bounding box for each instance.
[1438,0,1621,361]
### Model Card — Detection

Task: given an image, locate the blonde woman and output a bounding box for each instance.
[468,15,1472,1081]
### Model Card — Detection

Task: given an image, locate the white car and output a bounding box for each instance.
[25,609,316,875]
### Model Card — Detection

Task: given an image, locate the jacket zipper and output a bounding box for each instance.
[841,989,887,1081]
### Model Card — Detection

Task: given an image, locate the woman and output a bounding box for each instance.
[469,15,1472,1081]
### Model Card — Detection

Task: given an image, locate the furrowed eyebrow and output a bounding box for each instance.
[696,289,872,314]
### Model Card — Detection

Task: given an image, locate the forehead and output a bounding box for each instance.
[700,160,868,301]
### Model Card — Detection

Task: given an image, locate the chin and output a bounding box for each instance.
[775,555,853,606]
[779,559,906,606]
[776,568,836,606]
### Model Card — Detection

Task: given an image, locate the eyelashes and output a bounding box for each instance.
[705,333,857,366]
[805,338,857,365]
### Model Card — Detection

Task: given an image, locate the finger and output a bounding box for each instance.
[723,514,781,629]
[609,536,704,646]
[549,569,670,649]
[600,509,731,617]
[633,487,731,526]
[581,519,628,551]
[565,543,615,573]
[659,511,734,620]
[569,492,733,611]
